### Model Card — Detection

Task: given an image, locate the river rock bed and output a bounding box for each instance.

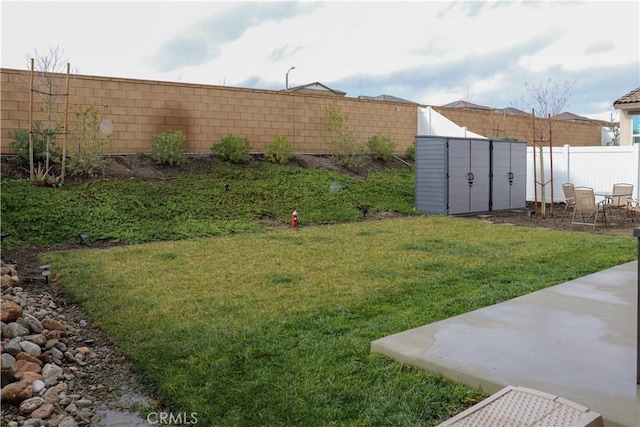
[1,259,159,427]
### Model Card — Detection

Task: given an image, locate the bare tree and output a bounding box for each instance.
[26,46,69,171]
[462,83,475,104]
[512,78,575,218]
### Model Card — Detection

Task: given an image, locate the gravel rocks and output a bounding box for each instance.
[1,258,159,426]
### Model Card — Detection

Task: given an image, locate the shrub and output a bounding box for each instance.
[264,136,293,164]
[325,102,366,169]
[9,121,59,166]
[67,106,110,177]
[211,135,251,164]
[151,131,188,165]
[367,134,395,161]
[405,143,415,161]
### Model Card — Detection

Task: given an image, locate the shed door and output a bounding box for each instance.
[492,141,526,210]
[447,139,490,214]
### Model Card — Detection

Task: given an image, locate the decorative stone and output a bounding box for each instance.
[17,314,44,334]
[1,275,13,290]
[45,339,59,349]
[45,330,63,340]
[1,380,32,404]
[25,333,47,346]
[36,353,52,365]
[16,352,43,366]
[76,408,94,424]
[19,341,42,357]
[11,359,41,378]
[41,386,61,404]
[64,402,78,415]
[42,318,65,331]
[30,402,54,419]
[41,363,63,386]
[58,415,78,427]
[1,368,15,386]
[19,396,45,413]
[32,379,45,393]
[50,347,63,361]
[1,352,16,369]
[24,419,46,427]
[3,339,23,355]
[20,371,43,385]
[75,346,91,356]
[75,398,93,407]
[1,301,22,323]
[3,322,30,338]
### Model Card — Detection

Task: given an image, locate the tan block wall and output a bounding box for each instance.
[1,68,603,156]
[435,107,602,147]
[0,68,416,155]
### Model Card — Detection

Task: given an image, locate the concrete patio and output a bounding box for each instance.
[371,261,639,427]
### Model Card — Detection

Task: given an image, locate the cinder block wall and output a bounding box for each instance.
[1,68,603,155]
[0,68,417,155]
[434,107,602,146]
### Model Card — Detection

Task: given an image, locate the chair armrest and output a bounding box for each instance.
[626,198,640,213]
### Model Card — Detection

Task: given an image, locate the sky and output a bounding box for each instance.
[1,1,639,121]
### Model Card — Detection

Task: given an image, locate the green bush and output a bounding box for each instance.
[367,134,395,161]
[9,121,59,166]
[264,136,293,164]
[405,143,415,161]
[325,102,366,169]
[67,107,110,177]
[151,131,188,165]
[211,135,251,164]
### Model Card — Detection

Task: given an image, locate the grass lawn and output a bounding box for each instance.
[42,215,637,426]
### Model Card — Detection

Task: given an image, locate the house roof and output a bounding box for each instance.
[613,87,640,106]
[500,107,530,116]
[286,82,346,96]
[440,100,608,124]
[358,94,418,104]
[553,112,609,126]
[441,100,492,110]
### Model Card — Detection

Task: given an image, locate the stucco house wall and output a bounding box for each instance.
[614,87,640,146]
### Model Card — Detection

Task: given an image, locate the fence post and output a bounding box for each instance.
[635,227,640,385]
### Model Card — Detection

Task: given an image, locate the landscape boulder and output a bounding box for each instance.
[1,380,32,404]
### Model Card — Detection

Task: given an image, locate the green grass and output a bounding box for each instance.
[41,216,637,426]
[0,159,415,249]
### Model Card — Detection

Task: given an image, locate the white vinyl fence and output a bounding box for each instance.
[526,144,640,203]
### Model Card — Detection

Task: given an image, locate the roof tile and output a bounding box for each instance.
[613,87,640,105]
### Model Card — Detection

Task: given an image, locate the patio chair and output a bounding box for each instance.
[560,183,576,221]
[627,197,640,222]
[571,187,607,229]
[609,183,634,221]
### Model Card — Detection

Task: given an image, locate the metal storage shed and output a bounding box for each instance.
[415,136,527,215]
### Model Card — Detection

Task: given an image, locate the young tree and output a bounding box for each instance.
[607,113,620,146]
[512,78,575,218]
[325,101,365,168]
[25,46,70,173]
